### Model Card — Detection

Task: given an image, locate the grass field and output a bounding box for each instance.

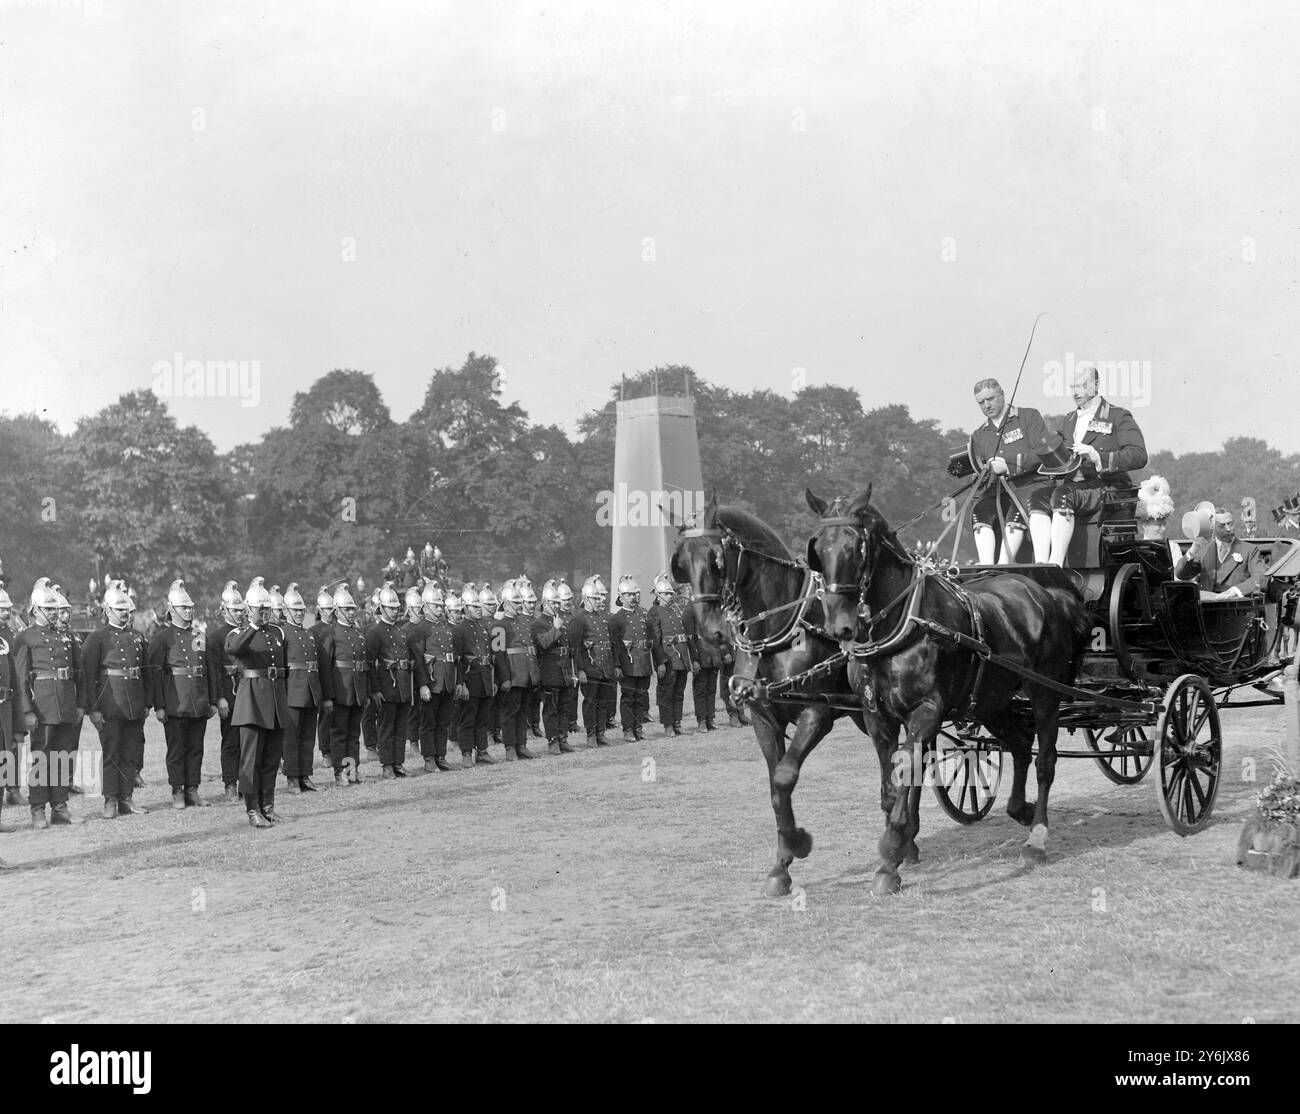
[0,705,1296,1024]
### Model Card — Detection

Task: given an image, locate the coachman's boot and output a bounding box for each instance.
[101,797,119,820]
[172,789,187,811]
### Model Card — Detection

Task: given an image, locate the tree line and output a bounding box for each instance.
[3,353,1297,610]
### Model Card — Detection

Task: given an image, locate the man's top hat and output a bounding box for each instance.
[1036,432,1082,477]
[1180,500,1219,540]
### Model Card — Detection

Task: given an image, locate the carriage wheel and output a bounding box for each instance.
[932,739,1003,824]
[1154,674,1222,836]
[1083,725,1155,785]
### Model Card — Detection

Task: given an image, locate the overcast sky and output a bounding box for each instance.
[2,0,1297,455]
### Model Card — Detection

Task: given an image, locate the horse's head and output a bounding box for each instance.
[805,485,882,642]
[668,493,732,645]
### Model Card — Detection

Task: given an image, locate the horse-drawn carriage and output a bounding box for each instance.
[671,484,1299,897]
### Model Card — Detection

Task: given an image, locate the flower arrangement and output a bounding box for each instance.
[1238,755,1300,878]
[1137,476,1174,540]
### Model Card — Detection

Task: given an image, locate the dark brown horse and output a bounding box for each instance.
[806,486,1092,895]
[670,499,868,897]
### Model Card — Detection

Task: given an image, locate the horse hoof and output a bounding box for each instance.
[788,828,813,860]
[1019,844,1047,867]
[763,872,793,898]
[871,871,902,897]
[903,841,921,866]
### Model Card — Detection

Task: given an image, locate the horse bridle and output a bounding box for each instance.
[811,515,872,598]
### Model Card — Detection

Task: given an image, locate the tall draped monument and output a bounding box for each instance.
[608,384,705,601]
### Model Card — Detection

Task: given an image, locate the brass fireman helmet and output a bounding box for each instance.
[220,580,246,626]
[103,579,132,629]
[282,582,307,627]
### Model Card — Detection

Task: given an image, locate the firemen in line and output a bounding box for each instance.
[0,565,746,835]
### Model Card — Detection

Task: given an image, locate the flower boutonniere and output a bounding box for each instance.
[1231,553,1244,564]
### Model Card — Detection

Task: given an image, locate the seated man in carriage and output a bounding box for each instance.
[1175,506,1269,601]
[966,378,1053,564]
[1037,363,1149,568]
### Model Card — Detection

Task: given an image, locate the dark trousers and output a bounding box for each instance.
[491,692,503,740]
[541,685,572,741]
[329,703,363,773]
[417,692,454,759]
[238,724,283,799]
[693,666,720,723]
[98,718,144,800]
[564,685,579,731]
[317,703,332,760]
[581,676,616,737]
[619,674,651,730]
[283,704,319,778]
[656,668,689,728]
[378,700,411,767]
[219,713,241,787]
[499,685,533,750]
[164,716,206,790]
[28,721,79,808]
[456,697,492,754]
[361,700,378,749]
[528,687,542,734]
[720,659,738,714]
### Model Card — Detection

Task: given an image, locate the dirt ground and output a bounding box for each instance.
[0,703,1296,1024]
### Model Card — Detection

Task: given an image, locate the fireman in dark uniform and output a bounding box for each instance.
[205,581,245,803]
[366,585,423,779]
[493,580,541,760]
[149,580,212,811]
[648,573,699,736]
[312,584,340,767]
[451,584,497,768]
[359,584,379,754]
[610,576,652,742]
[401,587,423,761]
[281,583,332,793]
[516,578,544,738]
[569,575,616,747]
[15,578,84,827]
[0,587,28,814]
[0,589,27,843]
[226,577,289,827]
[322,583,369,786]
[687,584,726,732]
[408,582,456,772]
[533,579,578,755]
[81,580,152,817]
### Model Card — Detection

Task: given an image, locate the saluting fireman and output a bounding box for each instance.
[226,577,290,828]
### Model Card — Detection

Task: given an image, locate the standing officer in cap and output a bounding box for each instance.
[206,581,246,803]
[80,580,151,818]
[1176,507,1269,600]
[1042,363,1148,567]
[609,576,652,743]
[226,577,289,827]
[648,573,699,736]
[493,580,541,760]
[408,582,456,772]
[149,579,212,811]
[322,582,369,786]
[281,583,332,793]
[452,584,497,767]
[15,579,84,827]
[0,586,26,811]
[569,575,617,747]
[533,579,578,755]
[966,378,1053,564]
[366,584,423,779]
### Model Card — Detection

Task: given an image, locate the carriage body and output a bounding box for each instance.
[932,503,1298,835]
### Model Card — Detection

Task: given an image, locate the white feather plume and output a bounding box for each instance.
[1137,475,1174,520]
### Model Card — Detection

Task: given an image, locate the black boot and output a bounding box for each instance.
[261,789,285,824]
[246,794,271,828]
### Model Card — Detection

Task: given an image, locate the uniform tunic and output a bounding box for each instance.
[610,607,653,733]
[493,613,540,751]
[205,618,242,788]
[322,620,370,775]
[81,624,149,801]
[14,623,82,808]
[569,609,616,738]
[532,612,576,743]
[453,618,495,754]
[283,622,332,779]
[408,617,456,760]
[150,623,212,792]
[225,623,288,800]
